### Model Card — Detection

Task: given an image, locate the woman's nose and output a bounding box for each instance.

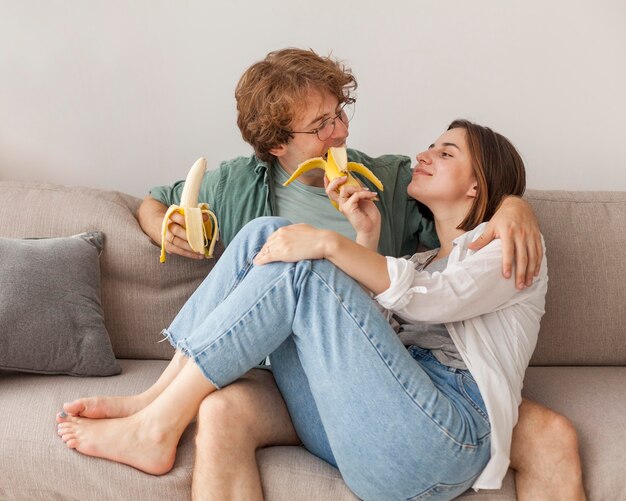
[416,151,430,164]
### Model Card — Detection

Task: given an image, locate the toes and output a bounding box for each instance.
[66,437,79,449]
[56,415,82,437]
[61,432,75,443]
[57,423,72,437]
[61,415,82,424]
[56,411,71,423]
[63,400,86,416]
[57,424,73,440]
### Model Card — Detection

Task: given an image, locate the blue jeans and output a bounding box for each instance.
[164,217,491,501]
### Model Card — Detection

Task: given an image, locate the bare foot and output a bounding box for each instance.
[61,393,152,419]
[56,414,177,475]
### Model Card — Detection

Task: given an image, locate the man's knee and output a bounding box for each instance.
[514,401,581,470]
[196,387,258,446]
[528,405,579,450]
[543,411,580,452]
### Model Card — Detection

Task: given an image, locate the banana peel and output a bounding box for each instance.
[283,147,383,209]
[160,158,219,263]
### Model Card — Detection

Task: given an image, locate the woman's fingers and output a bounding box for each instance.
[324,177,379,220]
[325,176,348,202]
[341,190,378,212]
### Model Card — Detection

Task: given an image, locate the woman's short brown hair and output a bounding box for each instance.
[235,48,357,162]
[448,119,526,231]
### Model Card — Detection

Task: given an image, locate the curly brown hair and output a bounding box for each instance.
[235,48,357,163]
[448,119,526,231]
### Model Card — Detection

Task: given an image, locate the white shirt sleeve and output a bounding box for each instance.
[375,240,529,324]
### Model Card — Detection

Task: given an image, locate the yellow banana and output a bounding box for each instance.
[282,147,384,209]
[160,158,219,263]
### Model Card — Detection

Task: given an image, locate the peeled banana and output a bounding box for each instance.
[160,158,219,263]
[282,147,383,209]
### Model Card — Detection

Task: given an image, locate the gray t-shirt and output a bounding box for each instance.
[396,255,467,370]
[272,163,357,240]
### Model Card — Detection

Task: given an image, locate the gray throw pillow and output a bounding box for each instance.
[0,232,120,376]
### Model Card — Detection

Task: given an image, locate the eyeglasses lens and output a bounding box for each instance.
[317,101,355,141]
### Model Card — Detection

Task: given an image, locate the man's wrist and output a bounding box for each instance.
[500,194,525,209]
[137,196,167,245]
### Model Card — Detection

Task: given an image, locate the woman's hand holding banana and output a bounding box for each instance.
[325,176,381,251]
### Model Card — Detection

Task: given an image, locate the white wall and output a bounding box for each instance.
[1,0,625,197]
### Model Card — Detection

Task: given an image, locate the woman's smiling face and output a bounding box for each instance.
[408,127,477,210]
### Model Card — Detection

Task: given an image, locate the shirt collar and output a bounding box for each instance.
[254,156,270,175]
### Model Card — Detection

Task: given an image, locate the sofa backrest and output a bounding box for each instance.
[1,181,624,365]
[0,181,217,360]
[525,190,626,365]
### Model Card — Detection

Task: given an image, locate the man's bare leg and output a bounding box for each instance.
[511,398,586,501]
[62,350,190,419]
[192,369,300,501]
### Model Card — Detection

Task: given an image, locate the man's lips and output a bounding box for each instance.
[323,143,347,160]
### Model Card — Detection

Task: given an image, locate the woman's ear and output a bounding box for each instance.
[467,184,478,199]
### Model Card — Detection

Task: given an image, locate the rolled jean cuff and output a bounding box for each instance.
[160,328,222,390]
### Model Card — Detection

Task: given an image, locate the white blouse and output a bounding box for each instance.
[375,222,548,490]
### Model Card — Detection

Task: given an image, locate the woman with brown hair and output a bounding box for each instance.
[57,119,547,500]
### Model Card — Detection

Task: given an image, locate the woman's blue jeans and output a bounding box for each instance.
[164,217,491,501]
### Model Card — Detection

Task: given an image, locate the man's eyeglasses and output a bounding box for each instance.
[286,98,355,141]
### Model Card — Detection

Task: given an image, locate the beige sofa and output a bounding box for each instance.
[0,180,624,501]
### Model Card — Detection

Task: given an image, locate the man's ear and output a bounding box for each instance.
[269,144,287,158]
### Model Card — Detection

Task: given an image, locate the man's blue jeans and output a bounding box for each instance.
[164,217,491,501]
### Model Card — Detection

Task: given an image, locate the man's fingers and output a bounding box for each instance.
[499,232,514,280]
[168,211,186,227]
[468,230,491,251]
[534,237,544,277]
[165,235,204,259]
[524,241,538,286]
[167,221,186,244]
[165,223,204,258]
[514,234,529,289]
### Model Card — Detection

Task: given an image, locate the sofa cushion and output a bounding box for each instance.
[258,448,516,500]
[0,358,516,500]
[0,232,120,376]
[1,361,621,500]
[0,360,194,500]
